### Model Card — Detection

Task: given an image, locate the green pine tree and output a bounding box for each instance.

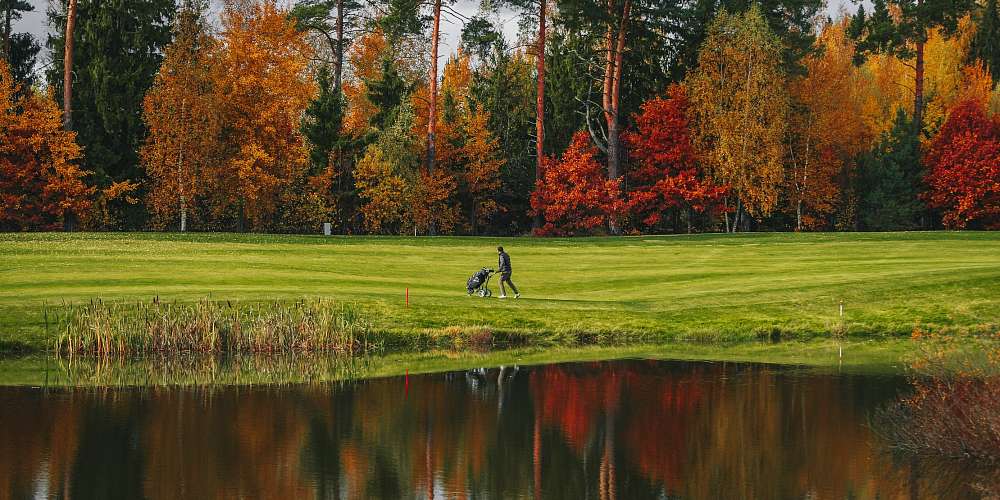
[470,39,535,235]
[47,0,175,228]
[302,65,347,175]
[858,109,926,230]
[364,57,413,134]
[1,0,39,88]
[971,0,1000,82]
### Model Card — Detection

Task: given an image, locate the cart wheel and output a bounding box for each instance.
[485,289,492,297]
[478,289,488,297]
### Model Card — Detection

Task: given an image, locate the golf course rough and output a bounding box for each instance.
[0,231,998,353]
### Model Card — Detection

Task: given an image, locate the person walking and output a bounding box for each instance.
[497,246,520,299]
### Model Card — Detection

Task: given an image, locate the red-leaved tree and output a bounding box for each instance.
[623,85,727,231]
[530,132,624,236]
[923,98,1000,229]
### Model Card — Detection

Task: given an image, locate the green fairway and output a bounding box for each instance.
[0,231,998,352]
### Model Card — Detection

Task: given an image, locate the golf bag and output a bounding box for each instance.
[466,267,495,297]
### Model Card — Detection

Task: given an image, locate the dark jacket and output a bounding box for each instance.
[498,251,512,273]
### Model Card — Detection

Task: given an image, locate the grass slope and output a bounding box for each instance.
[1,231,998,352]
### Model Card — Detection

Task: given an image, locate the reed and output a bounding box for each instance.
[55,298,377,357]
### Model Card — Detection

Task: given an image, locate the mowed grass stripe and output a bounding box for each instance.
[0,232,997,351]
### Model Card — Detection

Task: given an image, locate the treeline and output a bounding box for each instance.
[1,0,998,234]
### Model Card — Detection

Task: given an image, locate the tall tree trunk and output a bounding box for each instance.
[913,39,924,135]
[426,0,441,236]
[603,0,630,235]
[604,0,630,181]
[334,0,344,92]
[533,0,547,231]
[63,0,78,131]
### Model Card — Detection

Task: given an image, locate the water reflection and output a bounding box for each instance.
[0,360,987,499]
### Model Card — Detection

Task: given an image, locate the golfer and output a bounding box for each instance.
[497,246,520,299]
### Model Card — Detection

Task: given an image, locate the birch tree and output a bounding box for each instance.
[687,6,788,231]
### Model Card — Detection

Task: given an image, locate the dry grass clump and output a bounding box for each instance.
[55,298,375,357]
[876,337,1000,464]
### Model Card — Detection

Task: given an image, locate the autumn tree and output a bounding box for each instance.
[424,52,503,234]
[141,0,218,231]
[622,85,727,232]
[785,22,873,230]
[687,6,788,231]
[560,0,679,235]
[354,103,420,233]
[531,132,623,235]
[669,0,824,80]
[849,0,975,133]
[208,0,320,231]
[923,98,1000,228]
[457,109,504,233]
[342,29,388,141]
[0,61,93,231]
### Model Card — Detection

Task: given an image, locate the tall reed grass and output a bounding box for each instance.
[54,298,377,357]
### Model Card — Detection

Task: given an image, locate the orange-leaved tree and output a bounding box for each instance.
[623,84,727,232]
[414,51,502,234]
[923,98,1000,229]
[0,60,93,231]
[785,21,873,231]
[141,2,219,231]
[458,108,503,234]
[530,132,623,236]
[209,0,318,231]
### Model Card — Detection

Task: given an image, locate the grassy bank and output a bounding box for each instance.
[1,231,998,353]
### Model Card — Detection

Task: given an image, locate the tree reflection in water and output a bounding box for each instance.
[0,359,988,499]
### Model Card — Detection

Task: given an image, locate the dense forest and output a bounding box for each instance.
[1,0,998,235]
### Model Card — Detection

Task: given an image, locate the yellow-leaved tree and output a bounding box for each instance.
[687,6,788,231]
[354,103,418,233]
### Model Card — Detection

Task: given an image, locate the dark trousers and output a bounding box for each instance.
[499,272,519,296]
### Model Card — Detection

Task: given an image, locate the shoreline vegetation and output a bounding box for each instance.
[0,339,930,387]
[1,232,998,358]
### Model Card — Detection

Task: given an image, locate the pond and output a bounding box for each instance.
[0,358,990,499]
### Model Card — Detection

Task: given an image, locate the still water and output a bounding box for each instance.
[0,359,989,499]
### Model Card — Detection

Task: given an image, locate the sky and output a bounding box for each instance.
[13,0,856,74]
